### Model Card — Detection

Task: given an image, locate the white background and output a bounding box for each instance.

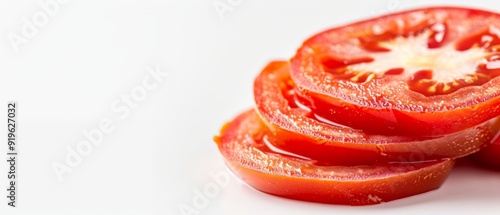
[0,0,499,214]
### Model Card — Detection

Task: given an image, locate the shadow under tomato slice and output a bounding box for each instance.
[254,61,500,166]
[290,7,500,136]
[215,110,455,205]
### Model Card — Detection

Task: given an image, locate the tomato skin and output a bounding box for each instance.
[290,7,500,136]
[216,110,455,205]
[473,137,500,169]
[228,161,452,205]
[255,61,499,165]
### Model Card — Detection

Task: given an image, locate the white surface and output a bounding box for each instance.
[0,0,499,214]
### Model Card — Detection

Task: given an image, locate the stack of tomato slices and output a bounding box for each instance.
[215,7,500,205]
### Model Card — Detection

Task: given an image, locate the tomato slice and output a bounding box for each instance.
[290,7,500,135]
[215,110,455,205]
[255,61,500,165]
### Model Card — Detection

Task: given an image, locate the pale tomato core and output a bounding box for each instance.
[349,30,491,83]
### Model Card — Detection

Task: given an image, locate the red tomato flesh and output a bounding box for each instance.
[215,110,455,205]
